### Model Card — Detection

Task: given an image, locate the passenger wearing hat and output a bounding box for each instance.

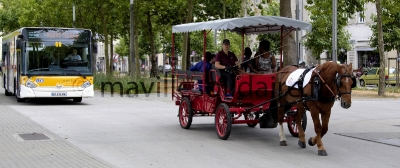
[215,39,240,97]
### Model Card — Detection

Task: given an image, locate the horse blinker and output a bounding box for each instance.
[351,76,356,88]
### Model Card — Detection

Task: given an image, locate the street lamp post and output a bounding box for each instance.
[73,3,76,28]
[296,0,300,64]
[332,0,337,62]
[130,0,135,76]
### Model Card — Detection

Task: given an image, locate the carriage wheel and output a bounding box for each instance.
[179,97,193,129]
[215,103,232,140]
[244,113,259,127]
[287,112,307,137]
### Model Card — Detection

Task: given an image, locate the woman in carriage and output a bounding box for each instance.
[255,40,277,74]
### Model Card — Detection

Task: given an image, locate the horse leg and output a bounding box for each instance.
[296,107,306,148]
[312,110,331,156]
[307,107,328,156]
[277,99,287,146]
[320,110,331,138]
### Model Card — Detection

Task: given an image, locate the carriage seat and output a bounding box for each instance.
[191,71,214,94]
[175,70,192,91]
[211,64,225,85]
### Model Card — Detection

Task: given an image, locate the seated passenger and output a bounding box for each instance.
[255,40,276,74]
[215,39,240,97]
[190,52,216,93]
[243,47,258,73]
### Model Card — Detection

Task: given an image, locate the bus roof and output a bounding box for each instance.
[1,27,91,39]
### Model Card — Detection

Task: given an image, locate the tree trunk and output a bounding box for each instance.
[146,11,157,78]
[223,0,226,39]
[100,9,110,74]
[182,0,194,70]
[241,0,246,17]
[186,35,191,70]
[280,0,296,66]
[134,20,141,77]
[110,33,114,72]
[129,0,140,78]
[376,0,386,96]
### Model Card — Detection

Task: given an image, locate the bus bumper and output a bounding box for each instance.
[20,85,94,98]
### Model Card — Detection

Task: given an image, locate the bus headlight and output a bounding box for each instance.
[26,81,37,88]
[81,81,91,88]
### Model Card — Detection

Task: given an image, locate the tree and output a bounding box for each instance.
[181,0,195,71]
[368,0,400,95]
[280,0,296,66]
[304,0,364,60]
[373,0,385,95]
[258,1,281,55]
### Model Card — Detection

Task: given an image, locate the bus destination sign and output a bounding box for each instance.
[27,30,87,40]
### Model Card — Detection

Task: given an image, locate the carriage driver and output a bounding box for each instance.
[215,39,240,97]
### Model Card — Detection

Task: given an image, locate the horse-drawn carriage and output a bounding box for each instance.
[171,16,356,156]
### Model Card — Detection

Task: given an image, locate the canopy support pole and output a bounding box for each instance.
[280,26,283,69]
[171,33,175,100]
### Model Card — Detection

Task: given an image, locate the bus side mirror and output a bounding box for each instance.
[16,35,24,50]
[93,42,98,54]
[16,39,22,50]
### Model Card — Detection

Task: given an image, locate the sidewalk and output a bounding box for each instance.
[0,105,115,168]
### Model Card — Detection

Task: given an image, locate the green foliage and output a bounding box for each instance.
[369,1,400,52]
[115,36,129,57]
[216,31,243,58]
[304,0,365,58]
[195,0,242,21]
[257,0,281,55]
[0,0,21,32]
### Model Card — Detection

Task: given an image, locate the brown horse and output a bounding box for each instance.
[274,62,355,156]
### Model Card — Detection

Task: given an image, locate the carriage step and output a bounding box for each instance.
[224,94,233,100]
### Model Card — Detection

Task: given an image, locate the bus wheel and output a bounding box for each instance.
[73,97,82,102]
[16,96,25,102]
[14,83,25,102]
[4,77,12,96]
[5,89,12,96]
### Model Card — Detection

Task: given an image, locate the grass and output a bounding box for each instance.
[352,86,400,98]
[93,73,161,95]
[353,86,400,93]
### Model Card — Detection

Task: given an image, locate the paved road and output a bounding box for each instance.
[1,90,400,168]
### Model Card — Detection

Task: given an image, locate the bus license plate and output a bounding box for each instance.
[52,92,67,96]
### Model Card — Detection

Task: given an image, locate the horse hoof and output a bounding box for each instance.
[308,137,315,146]
[318,150,328,156]
[298,140,306,148]
[280,141,287,146]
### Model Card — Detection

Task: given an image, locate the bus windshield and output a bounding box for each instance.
[23,29,93,76]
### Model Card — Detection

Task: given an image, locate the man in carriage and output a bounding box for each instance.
[214,39,241,97]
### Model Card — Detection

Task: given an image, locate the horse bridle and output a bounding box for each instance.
[313,66,356,100]
[335,72,356,97]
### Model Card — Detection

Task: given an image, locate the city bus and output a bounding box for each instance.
[1,27,95,102]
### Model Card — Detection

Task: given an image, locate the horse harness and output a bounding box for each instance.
[276,65,356,111]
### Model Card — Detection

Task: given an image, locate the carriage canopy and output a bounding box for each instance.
[172,16,312,34]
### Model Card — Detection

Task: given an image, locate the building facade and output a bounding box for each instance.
[345,2,397,70]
